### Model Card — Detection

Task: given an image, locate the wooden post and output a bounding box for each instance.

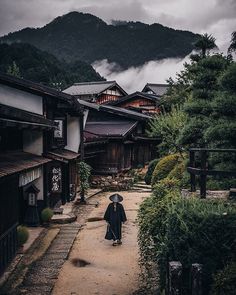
[190,150,196,192]
[79,112,85,203]
[191,264,203,295]
[169,261,182,295]
[200,150,207,198]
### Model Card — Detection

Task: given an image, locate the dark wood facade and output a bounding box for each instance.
[108,92,161,115]
[0,73,83,274]
[84,109,158,174]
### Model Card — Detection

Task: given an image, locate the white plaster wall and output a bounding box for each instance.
[65,115,80,153]
[23,130,43,155]
[83,109,89,126]
[22,172,44,201]
[0,84,43,114]
[34,170,44,201]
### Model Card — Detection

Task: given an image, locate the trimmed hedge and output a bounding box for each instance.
[144,159,159,185]
[151,153,181,186]
[168,160,185,180]
[41,207,53,223]
[17,225,29,246]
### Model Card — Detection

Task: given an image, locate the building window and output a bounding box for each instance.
[54,120,63,138]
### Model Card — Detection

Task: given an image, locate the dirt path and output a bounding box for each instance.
[52,191,150,295]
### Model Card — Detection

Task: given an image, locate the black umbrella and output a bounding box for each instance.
[109,193,123,203]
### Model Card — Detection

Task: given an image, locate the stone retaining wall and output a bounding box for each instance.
[91,175,134,191]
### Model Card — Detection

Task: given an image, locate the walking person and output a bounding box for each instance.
[104,193,127,246]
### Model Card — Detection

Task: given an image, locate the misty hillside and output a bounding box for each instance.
[0,43,104,89]
[0,11,199,69]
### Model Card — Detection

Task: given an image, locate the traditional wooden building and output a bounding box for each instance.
[0,73,83,274]
[107,91,161,115]
[81,102,158,174]
[64,81,127,104]
[142,83,169,96]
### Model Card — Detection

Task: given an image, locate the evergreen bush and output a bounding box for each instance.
[211,262,236,295]
[41,207,53,223]
[138,188,236,294]
[17,225,29,246]
[151,153,180,186]
[144,159,159,185]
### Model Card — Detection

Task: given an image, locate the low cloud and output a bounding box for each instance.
[93,56,191,93]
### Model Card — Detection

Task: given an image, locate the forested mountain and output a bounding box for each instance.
[0,11,199,69]
[0,43,104,89]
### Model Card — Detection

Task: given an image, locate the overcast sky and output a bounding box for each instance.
[0,0,235,91]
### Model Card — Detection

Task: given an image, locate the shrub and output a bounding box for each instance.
[41,207,53,223]
[211,262,236,295]
[153,177,180,194]
[207,177,236,190]
[144,159,159,185]
[160,198,236,294]
[168,160,186,180]
[151,153,181,186]
[17,225,29,246]
[138,181,181,293]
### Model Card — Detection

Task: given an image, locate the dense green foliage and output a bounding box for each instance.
[0,12,199,69]
[211,262,236,295]
[138,181,236,294]
[148,105,188,155]
[17,225,29,246]
[0,43,104,89]
[77,162,92,195]
[151,153,181,186]
[140,33,236,294]
[144,159,159,185]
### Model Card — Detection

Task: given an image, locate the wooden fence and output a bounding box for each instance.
[0,223,18,275]
[187,148,236,198]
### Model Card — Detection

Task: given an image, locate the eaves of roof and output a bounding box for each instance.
[0,72,83,114]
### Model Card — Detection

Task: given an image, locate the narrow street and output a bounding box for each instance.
[52,190,150,295]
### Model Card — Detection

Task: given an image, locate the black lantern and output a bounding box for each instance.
[24,184,40,226]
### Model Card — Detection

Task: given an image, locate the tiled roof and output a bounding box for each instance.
[85,121,137,137]
[142,83,169,96]
[64,81,120,96]
[46,149,79,162]
[0,151,51,178]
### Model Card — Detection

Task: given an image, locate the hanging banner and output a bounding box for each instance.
[51,166,62,193]
[19,167,42,187]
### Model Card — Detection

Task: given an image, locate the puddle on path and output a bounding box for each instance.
[71,258,91,268]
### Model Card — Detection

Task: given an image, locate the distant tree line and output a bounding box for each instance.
[0,43,104,89]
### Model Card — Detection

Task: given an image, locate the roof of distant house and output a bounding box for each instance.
[85,121,138,137]
[107,91,161,106]
[64,81,127,97]
[142,83,169,96]
[78,99,151,121]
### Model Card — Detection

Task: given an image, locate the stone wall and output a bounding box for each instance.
[91,175,134,191]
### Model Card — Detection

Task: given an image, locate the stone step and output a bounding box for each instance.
[133,183,151,189]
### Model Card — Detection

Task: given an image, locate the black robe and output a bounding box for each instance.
[104,202,127,240]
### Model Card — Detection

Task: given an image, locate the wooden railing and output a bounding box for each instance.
[0,223,18,275]
[187,148,236,198]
